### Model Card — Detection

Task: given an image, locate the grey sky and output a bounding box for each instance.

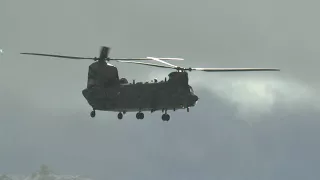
[1,0,320,179]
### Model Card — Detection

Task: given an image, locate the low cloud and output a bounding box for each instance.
[149,70,319,123]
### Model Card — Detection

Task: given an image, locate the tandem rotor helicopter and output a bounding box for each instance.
[21,46,280,121]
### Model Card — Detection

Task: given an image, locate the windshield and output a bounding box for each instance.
[189,85,194,94]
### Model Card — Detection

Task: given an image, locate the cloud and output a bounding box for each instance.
[149,70,319,123]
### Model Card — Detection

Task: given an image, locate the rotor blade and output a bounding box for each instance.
[117,60,175,69]
[146,56,178,67]
[20,52,184,61]
[191,67,280,72]
[110,58,161,61]
[20,53,95,60]
[109,57,184,61]
[157,58,184,60]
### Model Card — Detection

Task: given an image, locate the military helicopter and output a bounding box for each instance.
[21,46,280,121]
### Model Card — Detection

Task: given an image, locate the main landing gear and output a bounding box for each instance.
[89,109,171,121]
[162,114,170,121]
[161,109,170,121]
[136,112,144,119]
[117,112,123,120]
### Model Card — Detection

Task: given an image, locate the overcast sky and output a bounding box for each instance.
[1,0,320,179]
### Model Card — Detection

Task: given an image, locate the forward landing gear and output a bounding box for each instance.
[90,110,96,118]
[117,112,123,120]
[136,112,144,119]
[162,114,170,121]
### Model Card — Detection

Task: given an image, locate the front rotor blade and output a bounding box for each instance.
[146,56,178,67]
[20,53,95,60]
[117,60,175,69]
[191,68,280,72]
[109,57,184,61]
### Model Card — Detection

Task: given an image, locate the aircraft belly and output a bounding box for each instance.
[83,84,189,112]
[115,83,186,111]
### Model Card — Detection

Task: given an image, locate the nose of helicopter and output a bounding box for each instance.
[193,94,199,101]
[188,94,199,106]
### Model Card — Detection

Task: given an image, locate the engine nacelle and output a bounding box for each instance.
[119,78,128,84]
[87,61,120,88]
[168,71,189,85]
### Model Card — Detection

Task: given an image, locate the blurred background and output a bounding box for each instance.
[0,0,319,179]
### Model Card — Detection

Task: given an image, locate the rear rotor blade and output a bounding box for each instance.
[146,56,178,67]
[117,60,175,69]
[191,67,280,72]
[20,53,95,60]
[109,57,184,61]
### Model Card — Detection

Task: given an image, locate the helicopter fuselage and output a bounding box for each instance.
[82,78,198,113]
[82,71,199,120]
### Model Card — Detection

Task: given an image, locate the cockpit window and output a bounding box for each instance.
[189,85,194,94]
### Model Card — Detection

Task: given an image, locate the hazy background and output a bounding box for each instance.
[1,0,320,179]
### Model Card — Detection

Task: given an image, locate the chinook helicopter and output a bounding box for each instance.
[21,46,280,121]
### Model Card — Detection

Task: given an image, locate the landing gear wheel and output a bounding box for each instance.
[90,110,96,118]
[117,112,123,120]
[136,112,144,119]
[162,114,170,121]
